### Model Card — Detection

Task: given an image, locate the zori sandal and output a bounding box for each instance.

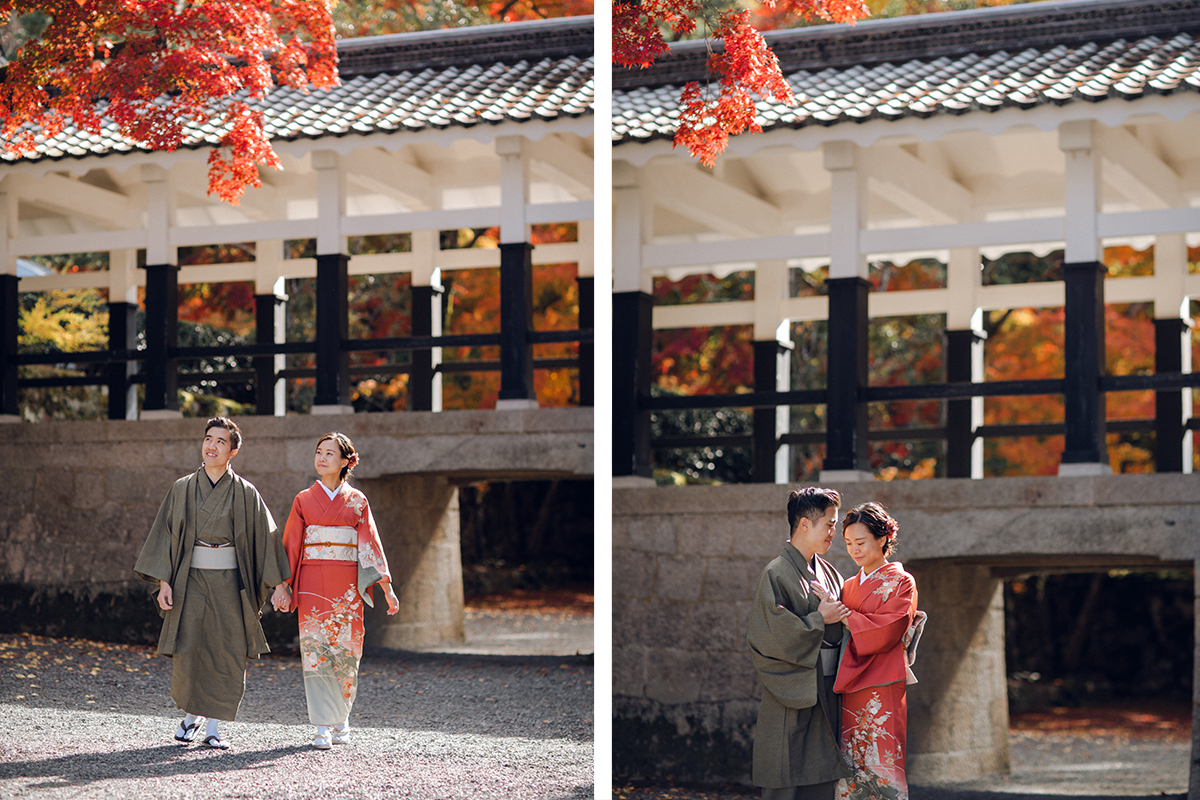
[202,735,231,750]
[174,719,201,743]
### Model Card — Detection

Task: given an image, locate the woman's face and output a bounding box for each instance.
[844,521,887,573]
[314,439,349,482]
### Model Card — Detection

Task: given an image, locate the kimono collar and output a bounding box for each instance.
[782,541,817,581]
[317,480,344,500]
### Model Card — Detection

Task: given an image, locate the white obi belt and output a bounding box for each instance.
[302,525,358,562]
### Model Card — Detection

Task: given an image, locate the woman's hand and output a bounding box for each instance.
[271,583,292,613]
[157,580,173,611]
[382,582,399,616]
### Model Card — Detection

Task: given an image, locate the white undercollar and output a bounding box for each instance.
[859,563,888,583]
[318,480,343,500]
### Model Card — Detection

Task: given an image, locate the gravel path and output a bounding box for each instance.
[0,633,594,800]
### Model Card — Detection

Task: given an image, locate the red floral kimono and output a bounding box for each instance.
[281,481,392,726]
[834,561,918,800]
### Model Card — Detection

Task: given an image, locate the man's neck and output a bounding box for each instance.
[790,539,817,565]
[203,464,228,484]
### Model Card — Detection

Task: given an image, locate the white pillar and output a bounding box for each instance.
[312,150,344,256]
[756,260,790,484]
[255,240,288,417]
[613,160,650,294]
[823,141,868,281]
[412,230,443,413]
[1059,121,1101,264]
[142,165,176,266]
[497,135,528,245]
[948,247,986,479]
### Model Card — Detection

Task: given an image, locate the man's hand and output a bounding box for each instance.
[818,594,849,624]
[271,584,292,613]
[157,580,173,611]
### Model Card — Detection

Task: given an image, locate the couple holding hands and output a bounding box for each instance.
[749,487,926,800]
[134,417,399,751]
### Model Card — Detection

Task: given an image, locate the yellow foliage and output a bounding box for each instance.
[18,290,108,353]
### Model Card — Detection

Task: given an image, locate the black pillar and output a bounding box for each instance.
[945,329,983,478]
[753,340,780,483]
[142,263,179,412]
[314,254,350,408]
[1061,261,1108,467]
[1154,317,1189,473]
[823,277,871,472]
[577,275,594,407]
[254,293,283,416]
[0,274,18,416]
[498,242,534,403]
[410,285,435,412]
[613,290,653,478]
[107,301,137,420]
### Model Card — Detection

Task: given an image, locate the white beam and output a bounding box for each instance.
[6,173,136,230]
[525,134,593,199]
[754,260,787,340]
[861,217,1064,254]
[12,228,147,256]
[1093,124,1182,210]
[643,233,830,270]
[342,148,434,210]
[645,161,781,239]
[862,145,974,225]
[528,200,593,224]
[340,207,501,237]
[653,301,754,329]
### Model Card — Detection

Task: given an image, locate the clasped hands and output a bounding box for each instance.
[810,580,850,624]
[269,582,400,615]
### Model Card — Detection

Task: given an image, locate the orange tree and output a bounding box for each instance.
[0,1,337,203]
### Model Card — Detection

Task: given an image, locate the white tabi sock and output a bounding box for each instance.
[206,718,219,739]
[183,713,200,727]
[316,725,329,736]
[334,721,348,733]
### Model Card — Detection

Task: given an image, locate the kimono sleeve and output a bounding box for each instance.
[133,481,180,586]
[846,572,916,657]
[747,567,825,709]
[280,492,309,592]
[355,497,391,606]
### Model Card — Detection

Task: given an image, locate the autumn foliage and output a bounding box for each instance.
[0,0,338,203]
[614,0,868,165]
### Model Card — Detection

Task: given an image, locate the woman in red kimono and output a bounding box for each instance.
[271,432,399,750]
[833,503,918,800]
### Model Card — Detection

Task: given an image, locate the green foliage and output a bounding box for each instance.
[650,397,753,485]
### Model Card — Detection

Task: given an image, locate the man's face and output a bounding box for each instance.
[792,506,839,557]
[202,426,237,471]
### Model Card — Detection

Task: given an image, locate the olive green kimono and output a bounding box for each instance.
[134,467,288,720]
[748,543,854,800]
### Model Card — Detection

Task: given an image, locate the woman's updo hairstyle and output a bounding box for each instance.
[842,502,899,556]
[317,432,359,482]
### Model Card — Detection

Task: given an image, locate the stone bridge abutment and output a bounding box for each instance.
[613,475,1199,794]
[0,408,592,650]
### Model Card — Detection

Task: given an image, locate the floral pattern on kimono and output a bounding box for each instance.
[834,562,918,800]
[281,481,394,725]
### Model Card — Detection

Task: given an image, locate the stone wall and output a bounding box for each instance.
[613,475,1200,787]
[0,407,592,649]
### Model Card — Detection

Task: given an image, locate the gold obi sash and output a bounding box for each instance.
[302,525,358,562]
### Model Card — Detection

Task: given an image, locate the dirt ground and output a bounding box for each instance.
[613,701,1193,800]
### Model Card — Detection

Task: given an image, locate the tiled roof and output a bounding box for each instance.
[6,16,594,163]
[613,0,1200,143]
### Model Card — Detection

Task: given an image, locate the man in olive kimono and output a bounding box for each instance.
[747,487,854,800]
[134,417,288,750]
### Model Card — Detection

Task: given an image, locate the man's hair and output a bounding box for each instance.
[205,417,242,451]
[786,487,841,533]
